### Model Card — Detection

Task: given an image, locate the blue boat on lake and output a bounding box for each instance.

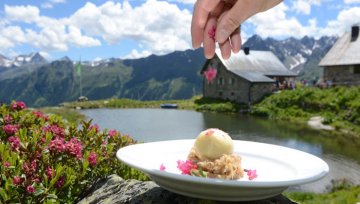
[160,104,178,109]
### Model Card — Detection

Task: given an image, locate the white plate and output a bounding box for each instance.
[116,140,329,201]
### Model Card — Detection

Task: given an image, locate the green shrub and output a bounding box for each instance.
[0,101,147,203]
[251,86,360,135]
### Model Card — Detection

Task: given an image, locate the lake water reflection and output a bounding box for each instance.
[80,108,360,193]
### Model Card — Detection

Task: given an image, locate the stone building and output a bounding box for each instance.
[319,25,360,86]
[201,48,297,104]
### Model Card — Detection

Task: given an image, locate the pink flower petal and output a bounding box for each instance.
[208,26,216,41]
[160,164,166,171]
[204,67,217,83]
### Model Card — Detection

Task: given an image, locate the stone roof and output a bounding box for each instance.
[211,49,296,82]
[319,27,360,66]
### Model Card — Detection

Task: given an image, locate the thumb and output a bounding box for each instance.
[216,0,258,43]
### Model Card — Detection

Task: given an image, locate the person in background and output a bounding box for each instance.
[191,0,283,59]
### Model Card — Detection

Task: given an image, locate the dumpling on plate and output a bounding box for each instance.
[187,128,244,180]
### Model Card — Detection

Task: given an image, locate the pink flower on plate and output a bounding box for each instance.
[26,185,35,193]
[244,169,258,180]
[208,25,216,41]
[160,164,166,171]
[177,160,197,175]
[203,67,217,84]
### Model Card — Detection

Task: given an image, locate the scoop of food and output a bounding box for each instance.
[193,128,233,160]
[186,128,244,179]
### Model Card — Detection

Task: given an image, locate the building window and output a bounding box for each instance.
[354,65,360,74]
[219,91,223,97]
[229,78,235,85]
[231,92,235,96]
[217,77,224,85]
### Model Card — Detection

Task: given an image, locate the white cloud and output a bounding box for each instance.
[5,5,40,23]
[248,2,360,39]
[292,0,311,14]
[170,0,196,4]
[2,4,100,52]
[41,0,66,9]
[344,0,360,3]
[123,49,152,59]
[39,51,51,60]
[249,3,319,38]
[319,7,360,36]
[291,0,322,15]
[70,0,192,55]
[67,26,101,47]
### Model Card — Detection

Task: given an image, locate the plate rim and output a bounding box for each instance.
[116,139,329,188]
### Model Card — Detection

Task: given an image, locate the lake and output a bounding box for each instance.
[80,108,360,193]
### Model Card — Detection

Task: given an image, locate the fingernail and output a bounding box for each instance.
[217,29,229,43]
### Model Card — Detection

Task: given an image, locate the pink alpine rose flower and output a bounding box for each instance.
[3,124,19,136]
[26,185,35,193]
[13,176,22,185]
[55,176,65,188]
[49,137,66,153]
[42,125,65,138]
[66,138,83,159]
[4,161,10,168]
[4,115,13,124]
[33,110,49,121]
[108,129,118,138]
[11,101,27,111]
[46,167,55,179]
[8,136,21,150]
[88,152,98,167]
[204,67,217,83]
[89,124,100,133]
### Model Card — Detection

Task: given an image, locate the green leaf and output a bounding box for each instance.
[0,187,8,201]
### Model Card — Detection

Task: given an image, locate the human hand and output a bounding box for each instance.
[191,0,283,59]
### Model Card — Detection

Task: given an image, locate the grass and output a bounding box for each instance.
[285,186,360,204]
[59,96,248,114]
[251,86,360,137]
[38,107,86,124]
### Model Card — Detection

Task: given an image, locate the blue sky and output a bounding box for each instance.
[0,0,360,61]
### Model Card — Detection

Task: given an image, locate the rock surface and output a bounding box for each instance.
[307,116,335,130]
[78,175,297,204]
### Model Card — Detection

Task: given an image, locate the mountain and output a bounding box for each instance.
[0,35,337,107]
[0,49,206,107]
[0,52,48,68]
[243,35,337,80]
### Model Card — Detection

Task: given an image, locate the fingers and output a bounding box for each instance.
[203,17,217,59]
[191,0,221,48]
[219,40,232,60]
[230,26,241,53]
[216,0,251,43]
